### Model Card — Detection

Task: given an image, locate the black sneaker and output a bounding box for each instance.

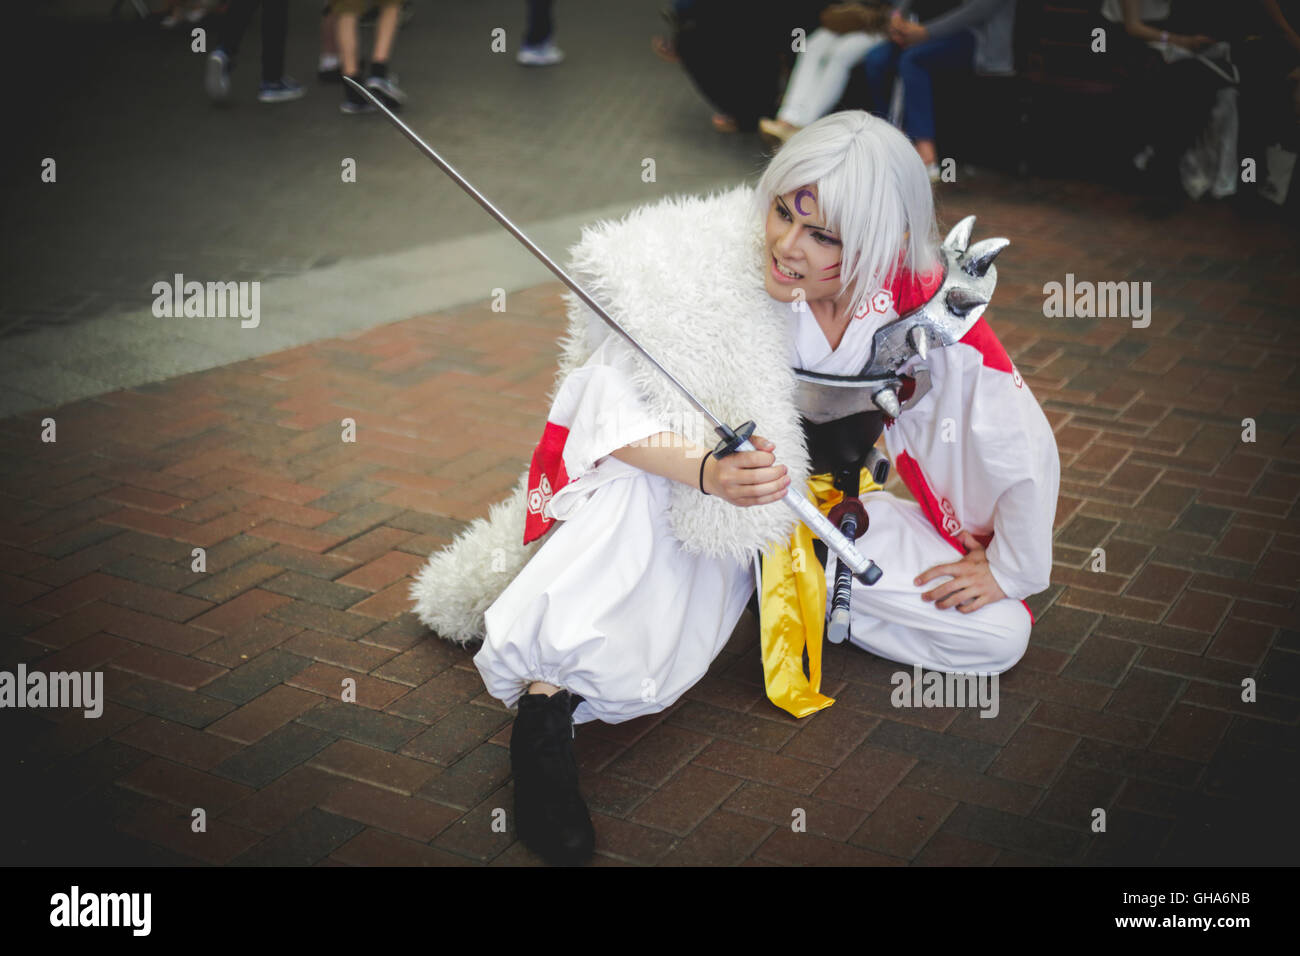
[510,690,595,865]
[364,71,406,109]
[340,74,376,113]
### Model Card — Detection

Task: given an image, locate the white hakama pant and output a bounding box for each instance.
[480,463,755,725]
[829,493,1032,675]
[476,337,755,725]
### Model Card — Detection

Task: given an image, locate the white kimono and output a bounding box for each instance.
[476,293,1059,725]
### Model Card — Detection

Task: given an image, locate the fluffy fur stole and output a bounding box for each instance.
[410,184,810,644]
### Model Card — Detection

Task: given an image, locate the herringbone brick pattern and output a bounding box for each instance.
[1,176,1296,866]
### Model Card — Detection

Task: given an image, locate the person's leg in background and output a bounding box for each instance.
[764,31,884,144]
[861,40,903,120]
[525,0,552,45]
[319,3,341,81]
[371,1,401,63]
[794,32,887,127]
[1112,30,1166,183]
[652,0,699,61]
[204,0,259,102]
[769,28,840,132]
[519,0,564,66]
[894,29,975,171]
[364,0,407,107]
[254,0,304,102]
[335,0,373,113]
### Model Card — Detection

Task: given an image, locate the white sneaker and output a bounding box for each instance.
[517,41,565,66]
[205,49,231,103]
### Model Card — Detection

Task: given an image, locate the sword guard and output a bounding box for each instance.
[712,420,756,458]
[828,498,869,540]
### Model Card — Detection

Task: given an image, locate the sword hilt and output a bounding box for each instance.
[721,427,884,587]
[710,421,756,459]
[347,90,889,587]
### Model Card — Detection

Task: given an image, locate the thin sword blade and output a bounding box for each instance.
[340,79,883,585]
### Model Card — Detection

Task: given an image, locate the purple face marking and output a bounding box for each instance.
[794,188,816,217]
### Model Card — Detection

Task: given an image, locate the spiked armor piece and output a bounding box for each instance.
[794,216,1010,424]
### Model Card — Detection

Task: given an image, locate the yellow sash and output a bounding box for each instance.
[758,466,882,718]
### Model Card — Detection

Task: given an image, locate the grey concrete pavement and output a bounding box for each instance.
[2,0,768,414]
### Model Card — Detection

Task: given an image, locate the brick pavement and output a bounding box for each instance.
[1,174,1297,866]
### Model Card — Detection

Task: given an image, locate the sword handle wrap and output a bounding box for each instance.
[828,511,857,644]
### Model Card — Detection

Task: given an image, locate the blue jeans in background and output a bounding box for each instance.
[862,29,975,143]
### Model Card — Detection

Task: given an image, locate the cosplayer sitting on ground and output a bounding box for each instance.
[410,111,1060,866]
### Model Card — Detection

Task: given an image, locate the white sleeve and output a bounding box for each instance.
[552,335,672,482]
[884,340,1059,601]
[985,469,1059,601]
[979,380,1060,601]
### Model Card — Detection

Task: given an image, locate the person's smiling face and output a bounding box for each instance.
[763,185,846,309]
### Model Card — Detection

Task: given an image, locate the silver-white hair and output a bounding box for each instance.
[751,110,941,321]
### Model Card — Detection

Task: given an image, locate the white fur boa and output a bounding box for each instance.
[410,184,810,644]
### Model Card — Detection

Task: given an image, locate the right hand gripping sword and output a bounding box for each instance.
[343,77,885,585]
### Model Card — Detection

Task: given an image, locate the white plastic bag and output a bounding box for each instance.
[1180,86,1239,200]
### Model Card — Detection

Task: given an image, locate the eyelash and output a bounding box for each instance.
[776,203,840,245]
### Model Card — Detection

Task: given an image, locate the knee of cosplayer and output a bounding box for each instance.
[985,611,1031,675]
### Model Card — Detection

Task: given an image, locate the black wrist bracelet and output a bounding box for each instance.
[699,452,710,495]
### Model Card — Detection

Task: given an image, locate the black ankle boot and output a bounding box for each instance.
[511,689,595,865]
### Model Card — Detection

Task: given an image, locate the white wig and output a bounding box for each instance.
[751,110,941,322]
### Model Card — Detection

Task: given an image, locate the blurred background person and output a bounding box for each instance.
[651,1,696,62]
[670,0,829,133]
[204,0,304,104]
[1222,0,1299,208]
[1103,0,1236,205]
[519,0,564,65]
[861,0,1016,180]
[334,0,406,113]
[161,0,213,29]
[758,1,891,146]
[319,2,342,82]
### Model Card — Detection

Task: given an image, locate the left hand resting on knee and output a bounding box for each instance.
[915,531,1007,613]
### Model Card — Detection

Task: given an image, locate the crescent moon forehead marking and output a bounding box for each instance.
[794,188,816,216]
